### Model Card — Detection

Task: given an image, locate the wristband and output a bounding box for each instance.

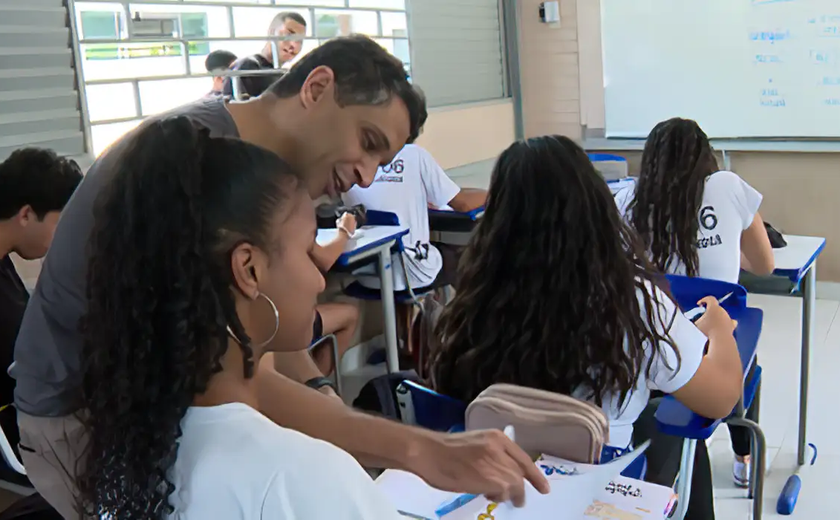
[337,224,353,238]
[304,376,337,393]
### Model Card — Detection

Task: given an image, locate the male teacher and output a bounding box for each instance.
[11,35,548,518]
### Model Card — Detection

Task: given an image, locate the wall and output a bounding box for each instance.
[517,0,582,139]
[416,100,515,169]
[517,0,840,282]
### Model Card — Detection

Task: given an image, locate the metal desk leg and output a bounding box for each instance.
[798,264,816,466]
[378,248,399,373]
[728,416,766,520]
[673,439,697,520]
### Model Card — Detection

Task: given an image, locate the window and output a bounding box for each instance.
[407,0,507,107]
[73,0,409,155]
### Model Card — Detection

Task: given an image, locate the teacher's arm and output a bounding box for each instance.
[255,356,550,506]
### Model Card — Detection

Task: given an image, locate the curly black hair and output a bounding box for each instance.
[78,116,302,518]
[0,147,82,220]
[628,118,719,277]
[430,135,679,407]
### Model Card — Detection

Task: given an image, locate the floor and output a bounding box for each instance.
[709,293,840,519]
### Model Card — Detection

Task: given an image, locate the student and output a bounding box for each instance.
[223,12,307,98]
[12,35,546,517]
[342,143,486,292]
[628,117,774,488]
[307,212,360,377]
[430,135,744,519]
[205,49,237,96]
[77,117,400,518]
[0,148,81,462]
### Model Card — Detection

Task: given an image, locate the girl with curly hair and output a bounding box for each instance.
[77,116,400,519]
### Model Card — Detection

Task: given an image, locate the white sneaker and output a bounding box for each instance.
[733,457,751,488]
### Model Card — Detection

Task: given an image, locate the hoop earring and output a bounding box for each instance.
[226,292,280,349]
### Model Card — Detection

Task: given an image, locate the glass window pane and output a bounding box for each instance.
[314,9,378,38]
[232,7,311,37]
[380,12,407,37]
[80,43,187,81]
[91,120,141,156]
[139,78,208,116]
[350,0,405,9]
[128,4,230,38]
[85,83,137,123]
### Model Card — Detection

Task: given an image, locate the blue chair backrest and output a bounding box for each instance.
[665,274,747,314]
[365,210,400,226]
[399,380,466,433]
[588,153,627,163]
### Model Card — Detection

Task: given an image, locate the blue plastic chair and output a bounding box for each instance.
[396,381,647,479]
[665,274,748,316]
[655,306,765,520]
[396,380,467,433]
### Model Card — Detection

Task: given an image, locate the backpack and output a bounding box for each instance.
[353,370,423,421]
[466,384,610,463]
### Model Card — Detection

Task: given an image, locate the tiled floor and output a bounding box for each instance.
[710,293,840,519]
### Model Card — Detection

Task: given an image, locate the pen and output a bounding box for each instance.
[434,426,517,518]
[686,292,734,323]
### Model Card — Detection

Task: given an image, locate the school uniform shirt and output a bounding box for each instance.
[571,281,708,449]
[667,171,762,284]
[168,402,401,519]
[342,144,461,291]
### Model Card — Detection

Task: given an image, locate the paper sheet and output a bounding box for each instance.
[377,442,660,520]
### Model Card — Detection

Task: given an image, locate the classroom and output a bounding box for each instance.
[0,0,837,518]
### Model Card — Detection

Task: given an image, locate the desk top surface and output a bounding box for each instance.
[428,206,485,221]
[773,235,826,281]
[316,225,408,260]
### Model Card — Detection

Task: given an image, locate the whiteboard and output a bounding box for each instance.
[601,0,840,138]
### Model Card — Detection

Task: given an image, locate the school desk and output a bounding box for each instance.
[428,207,484,246]
[316,225,409,373]
[741,235,826,468]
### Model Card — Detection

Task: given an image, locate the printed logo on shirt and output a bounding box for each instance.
[697,206,722,249]
[375,159,404,183]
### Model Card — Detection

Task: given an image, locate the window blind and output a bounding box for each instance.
[407,0,506,107]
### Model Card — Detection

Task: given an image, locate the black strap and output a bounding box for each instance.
[304,376,336,393]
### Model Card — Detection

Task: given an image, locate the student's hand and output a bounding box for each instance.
[410,429,550,507]
[336,212,357,237]
[694,297,737,339]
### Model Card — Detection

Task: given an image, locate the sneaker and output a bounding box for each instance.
[733,457,751,488]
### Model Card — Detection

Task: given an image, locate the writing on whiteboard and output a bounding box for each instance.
[811,50,833,63]
[749,29,791,42]
[751,0,795,4]
[823,76,840,85]
[755,54,782,63]
[760,98,786,107]
[825,98,840,106]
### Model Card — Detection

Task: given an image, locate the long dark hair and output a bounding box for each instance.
[430,135,678,406]
[78,116,301,518]
[628,118,718,276]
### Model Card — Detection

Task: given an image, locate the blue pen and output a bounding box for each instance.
[434,426,516,518]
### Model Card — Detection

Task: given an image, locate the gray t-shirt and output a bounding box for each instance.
[12,97,240,416]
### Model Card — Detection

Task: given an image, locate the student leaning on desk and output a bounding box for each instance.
[10,35,547,519]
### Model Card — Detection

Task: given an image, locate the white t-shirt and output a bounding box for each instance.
[617,171,763,284]
[167,403,401,520]
[342,144,462,291]
[572,282,708,449]
[666,171,762,283]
